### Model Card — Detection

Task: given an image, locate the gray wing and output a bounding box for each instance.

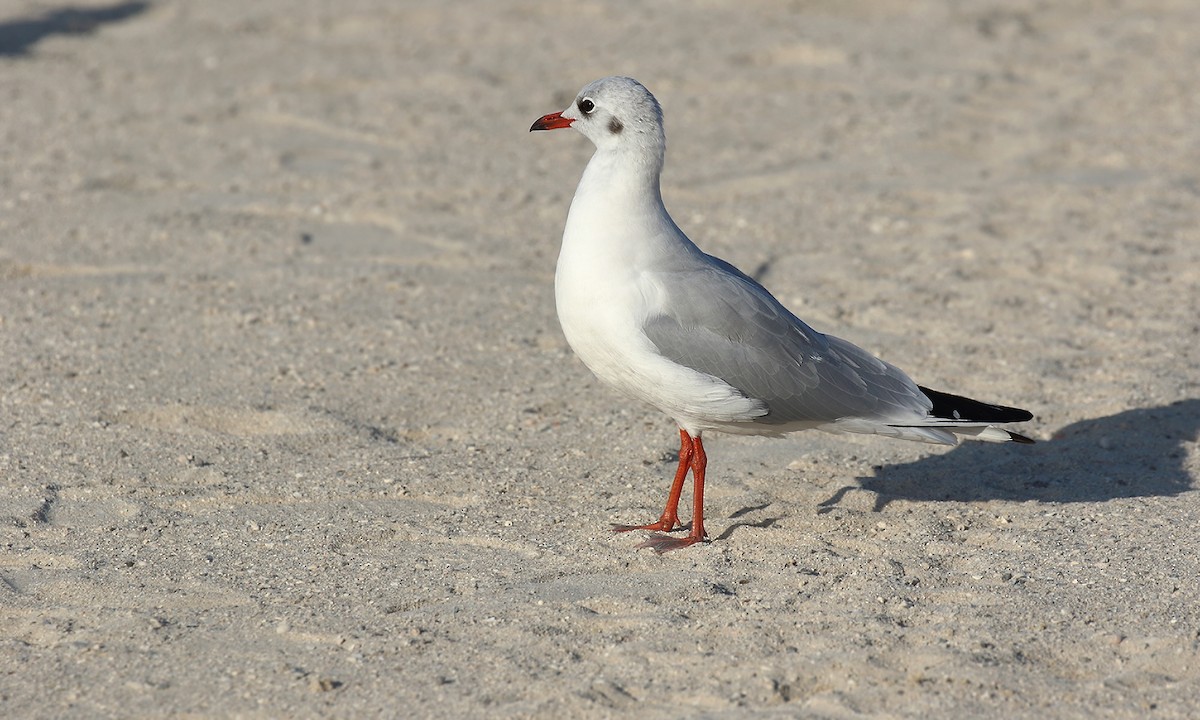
[642,255,931,426]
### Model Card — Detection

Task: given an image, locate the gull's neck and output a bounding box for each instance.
[576,142,665,210]
[560,141,696,272]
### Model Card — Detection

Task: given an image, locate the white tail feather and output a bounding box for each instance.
[822,418,1028,445]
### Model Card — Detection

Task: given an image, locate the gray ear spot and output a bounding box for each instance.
[608,117,624,134]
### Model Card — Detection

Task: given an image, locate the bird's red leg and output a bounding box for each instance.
[612,429,692,533]
[636,434,709,553]
[689,436,708,542]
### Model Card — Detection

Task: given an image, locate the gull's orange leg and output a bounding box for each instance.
[612,429,692,533]
[636,434,709,553]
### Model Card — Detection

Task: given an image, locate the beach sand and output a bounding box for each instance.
[2,0,1198,717]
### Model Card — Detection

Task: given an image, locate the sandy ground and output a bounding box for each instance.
[2,0,1199,717]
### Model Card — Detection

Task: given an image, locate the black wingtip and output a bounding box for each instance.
[918,386,1033,424]
[1007,431,1036,444]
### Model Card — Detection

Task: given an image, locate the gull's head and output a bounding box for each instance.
[530,76,665,154]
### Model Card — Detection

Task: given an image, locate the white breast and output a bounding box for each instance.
[553,167,764,433]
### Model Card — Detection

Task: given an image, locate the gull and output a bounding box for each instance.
[530,76,1033,552]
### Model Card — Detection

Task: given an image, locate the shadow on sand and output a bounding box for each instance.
[820,399,1200,512]
[0,1,149,57]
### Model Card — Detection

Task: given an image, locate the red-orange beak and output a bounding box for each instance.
[529,111,574,132]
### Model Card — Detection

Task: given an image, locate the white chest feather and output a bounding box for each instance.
[552,156,763,430]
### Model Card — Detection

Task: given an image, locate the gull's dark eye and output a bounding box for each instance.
[578,97,595,114]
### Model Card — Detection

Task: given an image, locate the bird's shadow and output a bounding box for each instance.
[0,1,149,57]
[715,502,782,541]
[820,399,1199,512]
[715,516,782,542]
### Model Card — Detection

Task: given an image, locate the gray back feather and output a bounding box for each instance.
[642,255,931,426]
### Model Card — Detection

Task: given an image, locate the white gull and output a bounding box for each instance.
[531,76,1033,552]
